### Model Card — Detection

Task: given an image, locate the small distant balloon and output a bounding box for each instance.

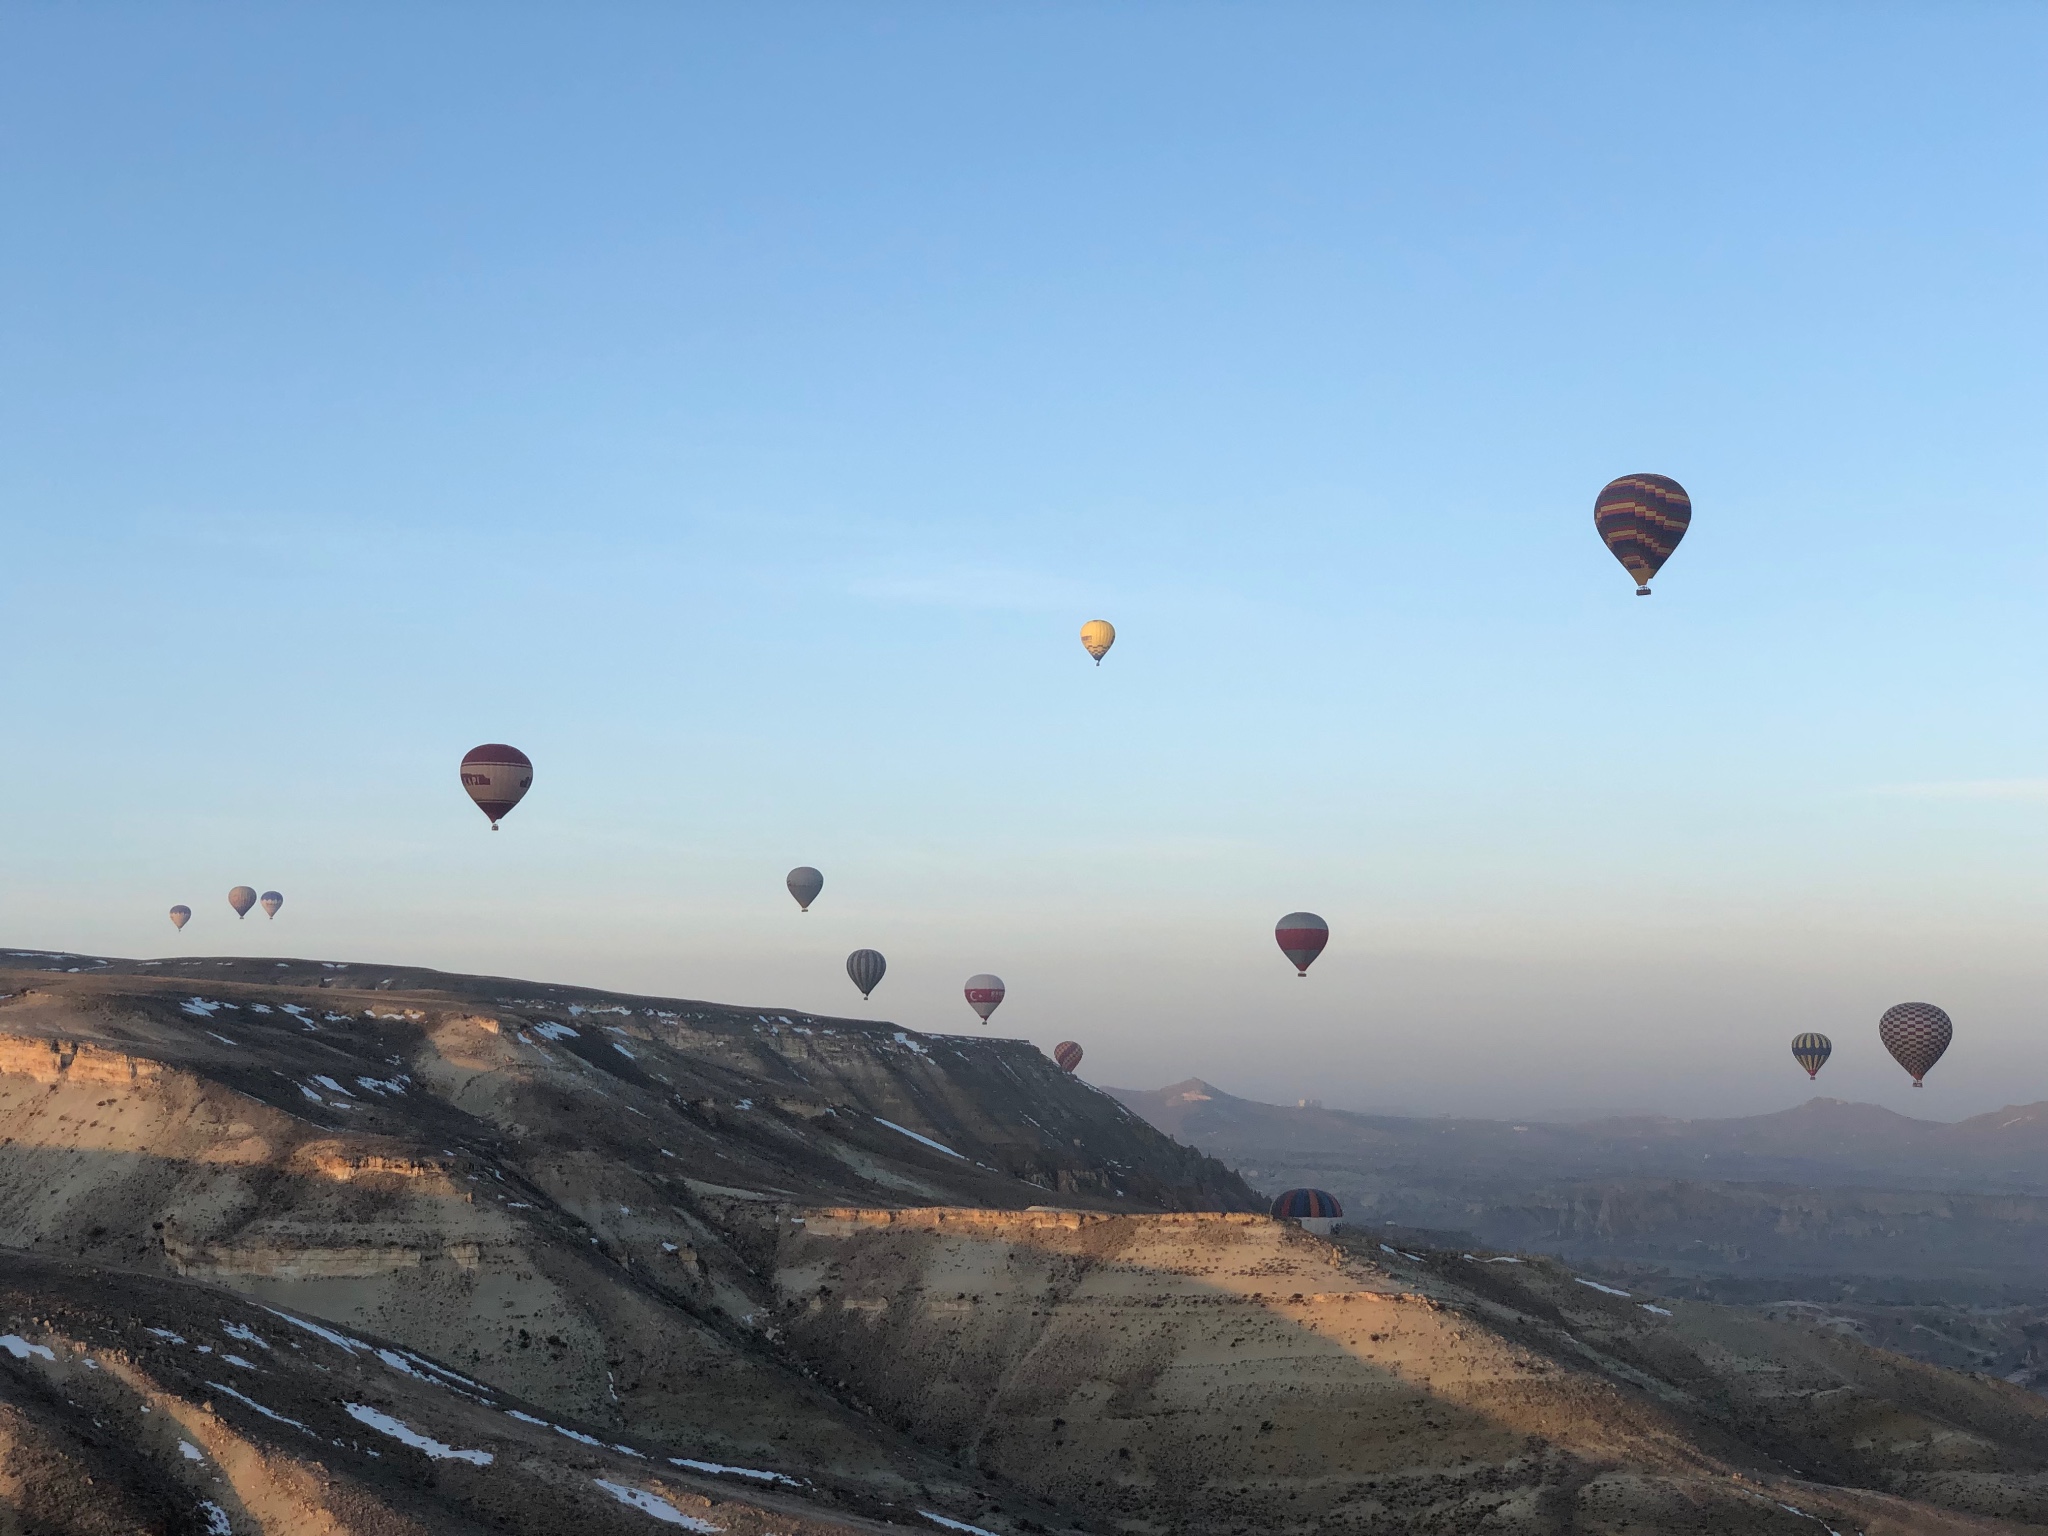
[1879,1002,1952,1087]
[847,949,887,1001]
[228,886,257,919]
[1595,474,1691,595]
[460,744,533,829]
[1275,912,1328,977]
[964,974,1005,1024]
[1791,1032,1832,1080]
[1080,620,1115,666]
[260,891,283,920]
[787,867,824,912]
[168,905,191,931]
[1052,1040,1083,1073]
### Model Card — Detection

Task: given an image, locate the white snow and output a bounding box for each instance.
[873,1117,964,1159]
[297,1084,324,1103]
[891,1030,931,1056]
[311,1075,354,1097]
[1482,1256,1524,1264]
[1573,1277,1633,1298]
[345,1403,493,1465]
[555,1423,604,1447]
[1640,1303,1673,1316]
[670,1456,797,1485]
[377,1348,428,1379]
[506,1409,548,1425]
[222,1353,258,1370]
[206,1032,239,1047]
[0,1335,55,1361]
[613,1041,637,1059]
[200,1502,232,1536]
[179,1440,205,1461]
[531,1021,578,1041]
[207,1381,310,1434]
[181,998,222,1017]
[920,1513,1000,1536]
[146,1327,187,1345]
[249,1004,272,1014]
[592,1480,722,1529]
[221,1322,270,1351]
[356,1076,407,1095]
[262,1308,363,1355]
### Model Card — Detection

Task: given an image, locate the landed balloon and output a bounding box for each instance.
[787,867,824,912]
[846,949,886,1000]
[964,974,1005,1024]
[1791,1032,1832,1080]
[1275,912,1328,976]
[228,886,257,919]
[260,891,284,920]
[460,744,533,829]
[1080,619,1115,665]
[1880,1002,1952,1087]
[1052,1040,1083,1073]
[1595,473,1691,595]
[168,905,191,931]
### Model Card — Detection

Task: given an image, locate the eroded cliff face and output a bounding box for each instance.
[773,1207,2048,1535]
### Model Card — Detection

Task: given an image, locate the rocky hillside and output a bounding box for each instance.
[3,951,2048,1533]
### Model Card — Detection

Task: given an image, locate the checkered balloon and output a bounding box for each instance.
[1879,1002,1952,1086]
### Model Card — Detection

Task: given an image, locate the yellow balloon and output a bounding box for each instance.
[1080,619,1115,665]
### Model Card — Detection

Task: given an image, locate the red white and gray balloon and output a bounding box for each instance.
[964,974,1005,1024]
[846,949,887,1000]
[260,891,284,920]
[460,744,533,829]
[1879,1002,1952,1087]
[1275,912,1329,976]
[787,867,824,912]
[228,886,257,919]
[168,905,191,931]
[1052,1040,1083,1073]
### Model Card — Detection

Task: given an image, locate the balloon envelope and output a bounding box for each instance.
[1052,1040,1083,1073]
[787,867,824,912]
[1275,912,1329,976]
[1879,1002,1952,1086]
[1595,474,1691,594]
[1271,1188,1343,1219]
[260,891,283,920]
[846,949,887,1000]
[1080,619,1115,664]
[227,886,257,919]
[964,974,1005,1023]
[461,744,533,828]
[1791,1032,1832,1080]
[168,905,191,931]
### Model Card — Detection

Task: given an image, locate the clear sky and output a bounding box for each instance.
[2,4,2041,1121]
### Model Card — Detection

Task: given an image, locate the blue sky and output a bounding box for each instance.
[2,4,2041,1118]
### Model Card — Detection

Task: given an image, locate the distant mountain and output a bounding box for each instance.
[1113,1079,2048,1286]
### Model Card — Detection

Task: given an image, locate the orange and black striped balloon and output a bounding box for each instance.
[1594,473,1691,594]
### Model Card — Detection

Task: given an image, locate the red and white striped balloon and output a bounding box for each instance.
[1275,912,1328,976]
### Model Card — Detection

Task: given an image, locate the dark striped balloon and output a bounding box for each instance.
[1052,1040,1083,1073]
[1275,912,1328,976]
[1595,473,1691,594]
[1879,1002,1952,1086]
[1791,1032,1832,1080]
[460,744,533,829]
[846,948,886,1000]
[1271,1188,1343,1219]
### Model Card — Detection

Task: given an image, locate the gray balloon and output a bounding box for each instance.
[168,905,191,931]
[787,867,824,912]
[228,886,257,919]
[846,949,886,1000]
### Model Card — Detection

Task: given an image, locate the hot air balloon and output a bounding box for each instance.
[1052,1040,1083,1073]
[964,974,1005,1024]
[260,891,283,920]
[168,905,191,931]
[1880,1002,1952,1087]
[1594,473,1691,595]
[1271,1187,1344,1235]
[460,744,533,829]
[1275,912,1328,976]
[1080,620,1115,665]
[1791,1032,1832,1080]
[846,949,886,1001]
[787,867,823,912]
[228,886,257,919]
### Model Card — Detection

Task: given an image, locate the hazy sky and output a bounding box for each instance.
[2,4,2041,1121]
